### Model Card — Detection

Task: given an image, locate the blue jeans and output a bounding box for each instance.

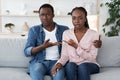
[65,62,100,80]
[30,60,65,80]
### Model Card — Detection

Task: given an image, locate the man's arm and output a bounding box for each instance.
[31,39,61,55]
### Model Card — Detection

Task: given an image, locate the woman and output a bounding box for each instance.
[52,7,100,80]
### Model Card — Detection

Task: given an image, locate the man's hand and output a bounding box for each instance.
[52,63,62,76]
[43,39,61,48]
[63,39,78,49]
[93,35,102,48]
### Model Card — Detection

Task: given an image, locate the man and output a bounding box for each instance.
[24,3,102,80]
[24,4,69,80]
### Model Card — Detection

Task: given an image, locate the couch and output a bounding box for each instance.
[0,34,120,80]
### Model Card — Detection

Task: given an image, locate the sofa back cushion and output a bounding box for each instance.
[0,36,31,68]
[0,35,120,68]
[97,36,120,67]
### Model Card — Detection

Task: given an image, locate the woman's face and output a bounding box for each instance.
[72,9,86,29]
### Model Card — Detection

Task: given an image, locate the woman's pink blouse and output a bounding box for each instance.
[57,29,100,66]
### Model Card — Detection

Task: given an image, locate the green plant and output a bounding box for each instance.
[5,23,15,29]
[100,0,120,37]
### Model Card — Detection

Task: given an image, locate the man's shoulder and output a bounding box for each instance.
[30,24,42,31]
[31,24,41,29]
[56,23,69,30]
[57,24,68,28]
[28,24,43,34]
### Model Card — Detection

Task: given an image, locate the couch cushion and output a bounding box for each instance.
[97,36,120,67]
[0,67,31,80]
[91,67,120,80]
[0,36,31,68]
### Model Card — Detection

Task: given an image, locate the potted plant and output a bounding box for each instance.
[100,0,120,37]
[5,23,15,33]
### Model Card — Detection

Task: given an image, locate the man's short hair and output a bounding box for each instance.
[39,4,54,14]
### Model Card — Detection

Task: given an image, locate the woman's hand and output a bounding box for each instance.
[52,63,62,76]
[63,39,78,49]
[93,35,102,48]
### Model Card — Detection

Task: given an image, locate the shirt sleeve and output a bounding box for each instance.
[24,28,36,57]
[57,31,69,66]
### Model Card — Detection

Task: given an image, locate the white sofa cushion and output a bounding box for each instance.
[91,67,120,80]
[0,68,31,80]
[97,36,120,67]
[0,37,31,68]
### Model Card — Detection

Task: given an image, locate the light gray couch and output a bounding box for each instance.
[0,35,120,80]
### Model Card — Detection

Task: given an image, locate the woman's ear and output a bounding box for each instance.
[84,19,86,24]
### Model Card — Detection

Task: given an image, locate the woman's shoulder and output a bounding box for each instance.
[86,29,99,38]
[88,29,99,34]
[64,28,74,32]
[63,28,74,36]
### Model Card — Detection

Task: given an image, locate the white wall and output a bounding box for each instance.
[1,0,97,15]
[98,0,110,35]
[1,0,98,32]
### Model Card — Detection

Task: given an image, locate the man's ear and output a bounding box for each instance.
[53,14,55,17]
[85,17,87,22]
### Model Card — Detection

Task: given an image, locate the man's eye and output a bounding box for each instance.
[39,14,45,16]
[39,14,52,16]
[79,17,83,19]
[72,17,76,20]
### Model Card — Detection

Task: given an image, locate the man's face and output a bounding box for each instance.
[39,8,54,26]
